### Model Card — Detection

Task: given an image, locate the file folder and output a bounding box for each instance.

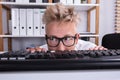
[40,9,46,35]
[33,9,41,36]
[36,0,42,3]
[74,0,81,4]
[19,9,27,36]
[11,8,19,36]
[27,9,34,36]
[66,0,73,4]
[60,0,66,4]
[23,0,29,3]
[16,0,29,3]
[15,0,21,3]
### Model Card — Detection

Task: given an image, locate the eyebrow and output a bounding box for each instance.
[47,34,75,37]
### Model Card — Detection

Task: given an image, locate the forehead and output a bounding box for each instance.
[46,21,76,37]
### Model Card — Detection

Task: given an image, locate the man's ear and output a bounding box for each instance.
[75,33,80,44]
[77,33,80,39]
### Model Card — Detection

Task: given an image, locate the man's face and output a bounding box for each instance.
[46,21,79,51]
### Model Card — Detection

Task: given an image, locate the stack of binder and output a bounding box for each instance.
[11,8,46,36]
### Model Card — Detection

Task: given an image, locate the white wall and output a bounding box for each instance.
[99,0,115,45]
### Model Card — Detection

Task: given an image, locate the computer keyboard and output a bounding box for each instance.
[0,49,120,71]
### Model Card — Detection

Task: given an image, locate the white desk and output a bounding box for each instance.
[0,70,120,80]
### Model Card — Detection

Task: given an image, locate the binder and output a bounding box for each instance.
[74,0,81,4]
[11,8,19,36]
[15,0,21,3]
[33,9,41,36]
[60,0,66,4]
[40,9,46,35]
[19,9,27,36]
[23,0,29,3]
[36,0,42,3]
[16,0,29,3]
[26,9,34,36]
[66,0,73,4]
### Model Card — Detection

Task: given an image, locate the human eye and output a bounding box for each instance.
[49,36,58,41]
[63,36,74,41]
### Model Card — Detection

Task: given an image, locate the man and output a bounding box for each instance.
[28,3,107,52]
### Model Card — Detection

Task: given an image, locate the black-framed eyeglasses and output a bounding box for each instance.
[45,34,77,47]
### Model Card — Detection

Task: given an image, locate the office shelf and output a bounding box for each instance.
[0,0,100,51]
[0,2,99,11]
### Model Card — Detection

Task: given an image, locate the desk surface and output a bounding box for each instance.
[0,70,120,80]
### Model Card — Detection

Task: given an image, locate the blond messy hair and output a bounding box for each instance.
[42,3,80,25]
